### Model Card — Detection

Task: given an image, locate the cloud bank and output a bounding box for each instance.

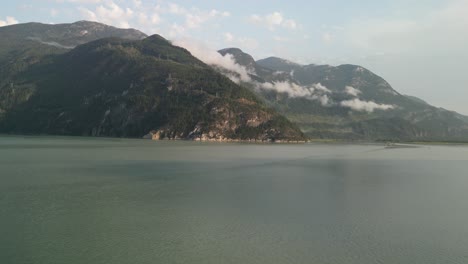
[345,86,361,96]
[76,1,230,38]
[173,37,395,112]
[0,16,18,27]
[249,12,297,31]
[340,99,394,112]
[173,38,252,83]
[173,38,334,106]
[260,82,331,105]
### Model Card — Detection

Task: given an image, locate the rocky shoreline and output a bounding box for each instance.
[143,130,307,143]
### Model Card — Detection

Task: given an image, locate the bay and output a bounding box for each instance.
[1,136,467,264]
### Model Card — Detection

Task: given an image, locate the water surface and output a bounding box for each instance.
[1,136,468,264]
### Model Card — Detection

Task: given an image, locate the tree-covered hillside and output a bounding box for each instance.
[0,22,305,141]
[217,49,468,141]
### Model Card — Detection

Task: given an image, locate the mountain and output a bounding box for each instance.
[0,22,305,142]
[219,49,468,141]
[218,48,294,83]
[2,21,466,142]
[0,20,146,47]
[219,48,257,71]
[0,21,146,78]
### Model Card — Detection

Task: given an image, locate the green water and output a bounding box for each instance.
[1,136,468,264]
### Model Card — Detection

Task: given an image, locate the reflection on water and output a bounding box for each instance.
[1,136,468,264]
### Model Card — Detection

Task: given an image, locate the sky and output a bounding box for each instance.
[1,0,468,114]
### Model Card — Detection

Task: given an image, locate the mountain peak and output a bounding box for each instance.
[0,20,147,49]
[72,20,104,26]
[218,47,256,69]
[263,56,296,63]
[256,57,303,74]
[218,47,244,53]
[0,27,305,141]
[143,34,171,45]
[257,57,301,67]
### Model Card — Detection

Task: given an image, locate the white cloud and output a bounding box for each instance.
[173,38,331,104]
[322,32,333,43]
[250,15,262,23]
[249,12,298,31]
[173,38,253,83]
[262,82,309,97]
[221,33,259,51]
[137,12,148,25]
[151,14,161,25]
[168,3,187,15]
[340,99,394,112]
[135,12,161,26]
[209,9,230,18]
[77,7,97,21]
[265,12,283,28]
[313,94,331,106]
[78,1,134,28]
[168,23,186,38]
[0,16,18,27]
[19,4,33,9]
[50,8,59,17]
[224,32,234,42]
[185,14,203,29]
[260,82,331,105]
[133,0,142,8]
[313,83,331,93]
[166,3,229,32]
[345,86,361,97]
[27,37,75,49]
[282,19,297,30]
[172,39,331,104]
[186,9,229,29]
[73,2,231,38]
[170,38,395,112]
[273,36,290,42]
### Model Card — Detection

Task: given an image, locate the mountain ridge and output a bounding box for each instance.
[218,47,468,141]
[0,22,305,142]
[1,20,467,142]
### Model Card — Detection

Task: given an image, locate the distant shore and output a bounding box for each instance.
[3,133,468,145]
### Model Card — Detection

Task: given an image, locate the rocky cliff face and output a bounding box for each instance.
[144,100,304,142]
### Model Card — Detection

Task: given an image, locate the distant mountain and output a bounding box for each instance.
[218,49,295,84]
[2,21,466,142]
[255,57,301,72]
[219,48,257,71]
[0,22,305,142]
[219,49,468,141]
[0,21,147,86]
[0,20,146,48]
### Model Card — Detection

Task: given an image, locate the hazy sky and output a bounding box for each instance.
[1,0,467,114]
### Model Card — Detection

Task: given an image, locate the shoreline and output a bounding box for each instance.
[2,133,468,145]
